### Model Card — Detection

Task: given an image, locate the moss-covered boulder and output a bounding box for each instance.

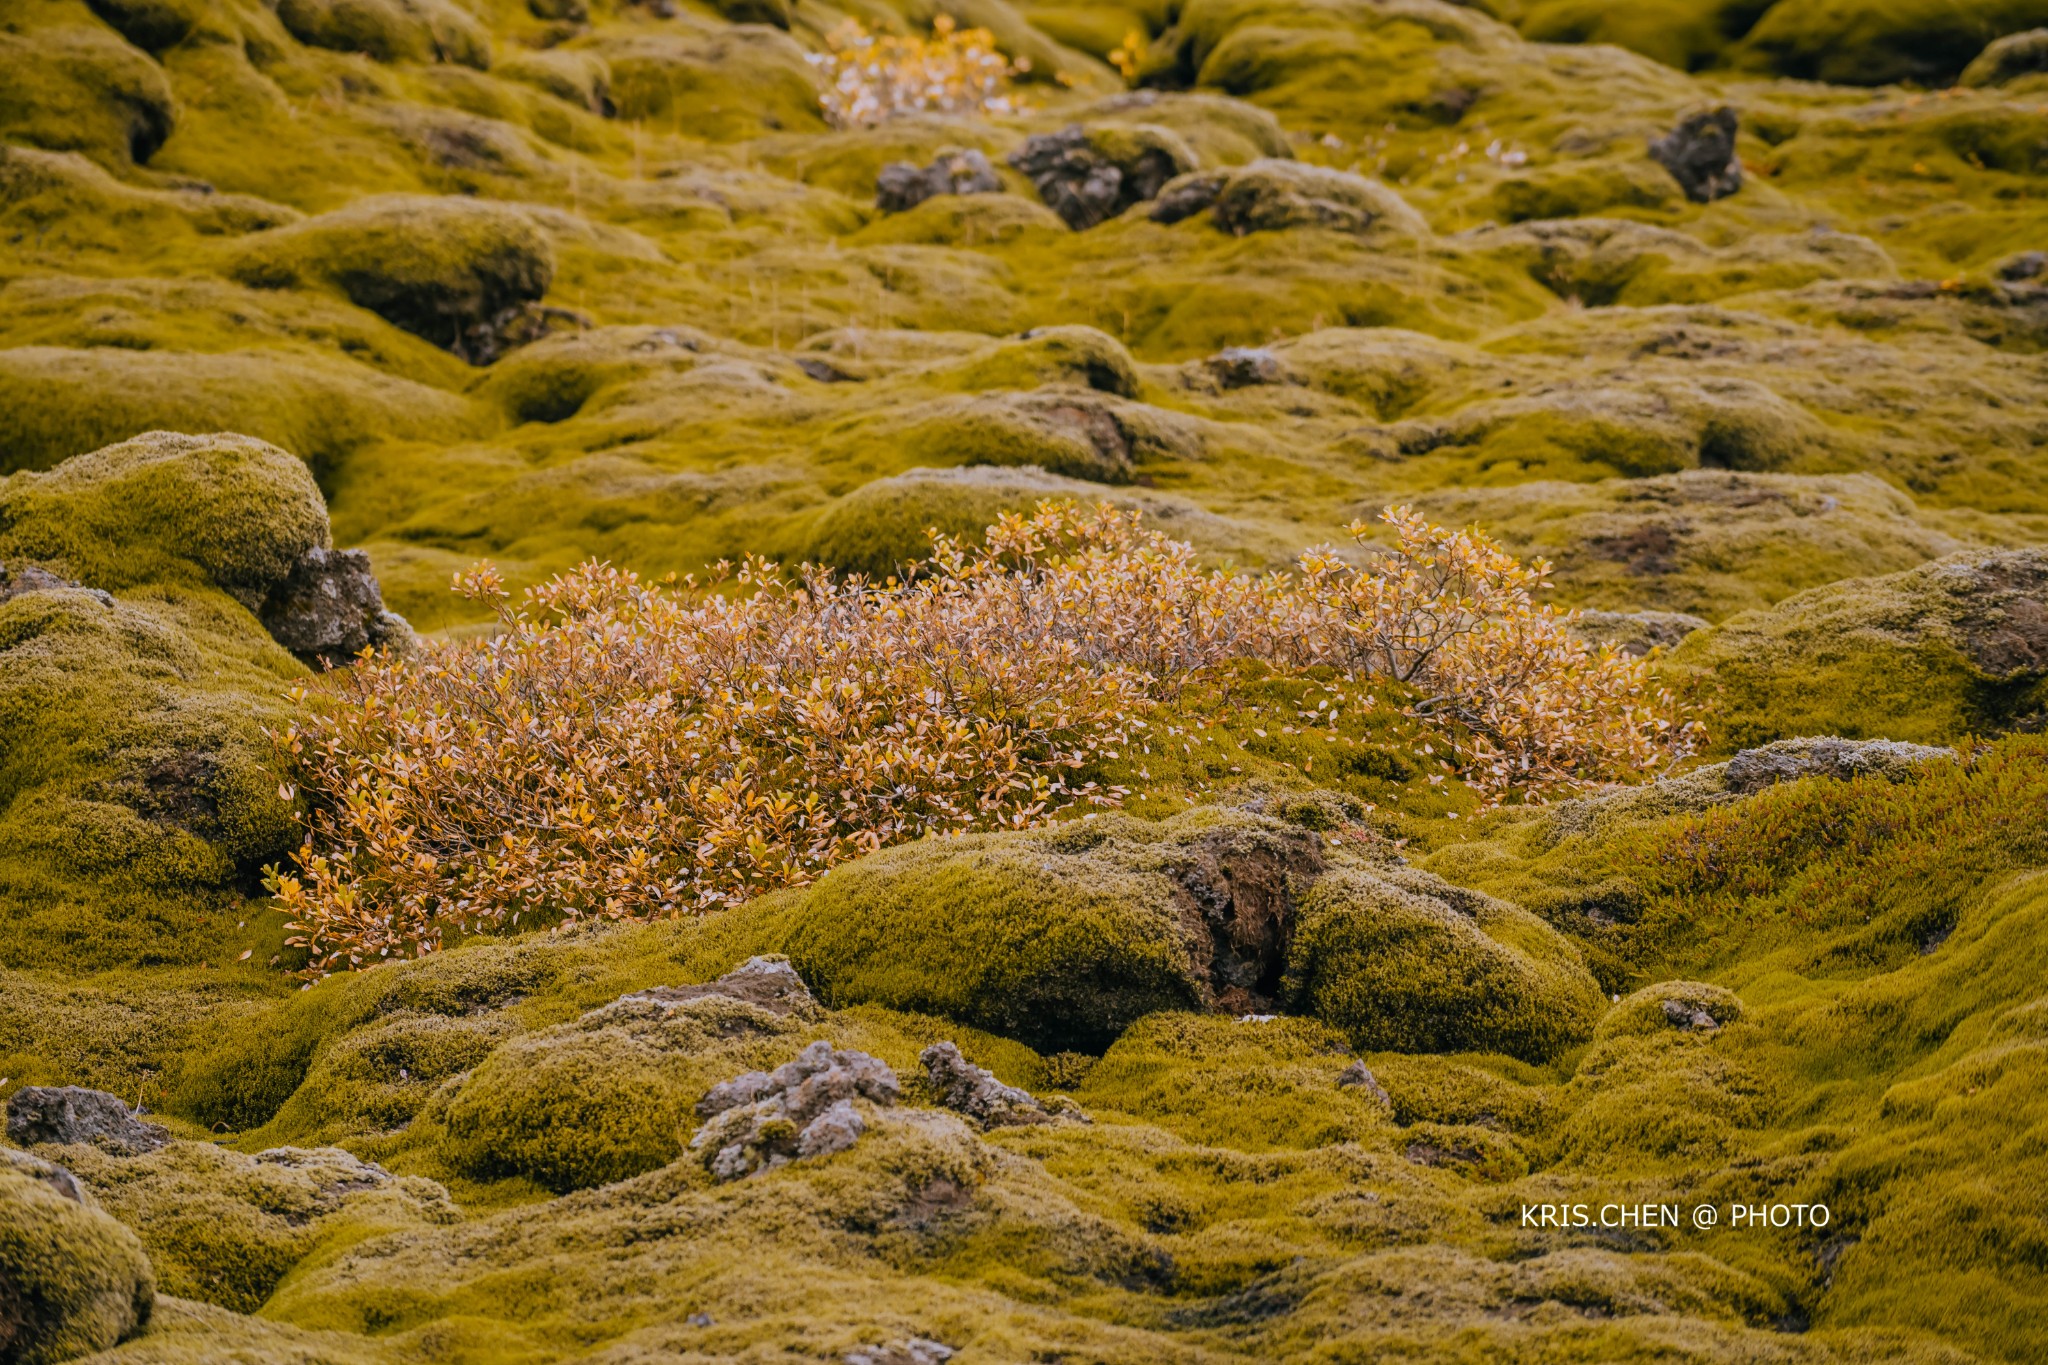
[0,24,175,167]
[1080,91,1292,167]
[1413,471,1964,619]
[1671,548,2048,749]
[0,431,327,610]
[0,434,364,970]
[595,22,825,142]
[1284,866,1606,1062]
[941,325,1143,398]
[1554,980,1768,1170]
[1737,0,2048,86]
[229,196,554,359]
[883,390,1150,484]
[1155,159,1431,239]
[0,344,471,478]
[40,1141,453,1312]
[81,0,203,53]
[799,465,1285,581]
[275,0,491,69]
[753,808,1329,1053]
[0,1168,155,1363]
[1962,26,2048,85]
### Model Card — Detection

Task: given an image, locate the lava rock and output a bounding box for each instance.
[691,1040,899,1181]
[1009,125,1192,230]
[6,1087,169,1157]
[875,148,1002,213]
[846,1341,957,1365]
[921,1041,1051,1129]
[1149,170,1228,224]
[1723,736,1956,794]
[1209,160,1429,237]
[0,560,112,607]
[1649,107,1742,204]
[1661,998,1721,1030]
[258,547,417,671]
[617,955,822,1018]
[1335,1060,1392,1106]
[1,1146,91,1205]
[1206,346,1283,388]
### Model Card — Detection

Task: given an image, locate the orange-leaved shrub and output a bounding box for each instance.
[266,503,1695,975]
[810,16,1028,128]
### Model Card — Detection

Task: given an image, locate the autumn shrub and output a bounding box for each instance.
[267,503,1692,976]
[810,16,1026,128]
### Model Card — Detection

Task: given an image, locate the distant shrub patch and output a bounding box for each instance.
[811,16,1027,128]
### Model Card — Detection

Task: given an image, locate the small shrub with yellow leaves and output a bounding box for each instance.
[267,504,1694,975]
[810,16,1027,128]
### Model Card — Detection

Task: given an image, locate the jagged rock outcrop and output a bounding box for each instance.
[1010,124,1196,229]
[258,547,417,670]
[876,149,1002,213]
[691,1040,901,1180]
[6,1087,170,1157]
[1649,107,1742,204]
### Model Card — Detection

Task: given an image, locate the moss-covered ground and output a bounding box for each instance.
[4,0,2048,1359]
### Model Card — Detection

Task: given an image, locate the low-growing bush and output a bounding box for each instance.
[268,504,1693,975]
[810,16,1027,128]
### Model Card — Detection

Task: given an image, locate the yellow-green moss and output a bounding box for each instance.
[0,1168,156,1363]
[762,821,1213,1054]
[275,0,491,70]
[0,23,175,167]
[228,195,554,355]
[44,1141,454,1312]
[1668,548,2048,749]
[1735,0,2048,85]
[1284,865,1607,1061]
[0,431,328,606]
[594,22,826,142]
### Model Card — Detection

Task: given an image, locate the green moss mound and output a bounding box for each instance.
[82,0,203,54]
[229,196,554,357]
[0,1168,156,1364]
[439,1024,695,1192]
[276,0,491,70]
[0,434,343,972]
[1737,0,2048,86]
[1671,547,2048,749]
[42,1141,454,1312]
[1961,26,2048,85]
[0,345,472,479]
[1284,865,1605,1061]
[761,820,1213,1054]
[1412,470,1965,618]
[0,23,175,167]
[800,464,1092,579]
[0,430,327,607]
[943,325,1143,398]
[594,22,825,142]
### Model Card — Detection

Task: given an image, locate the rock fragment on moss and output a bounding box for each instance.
[1647,106,1742,203]
[692,1040,899,1180]
[6,1087,169,1157]
[920,1042,1054,1129]
[1010,124,1196,229]
[876,149,1002,213]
